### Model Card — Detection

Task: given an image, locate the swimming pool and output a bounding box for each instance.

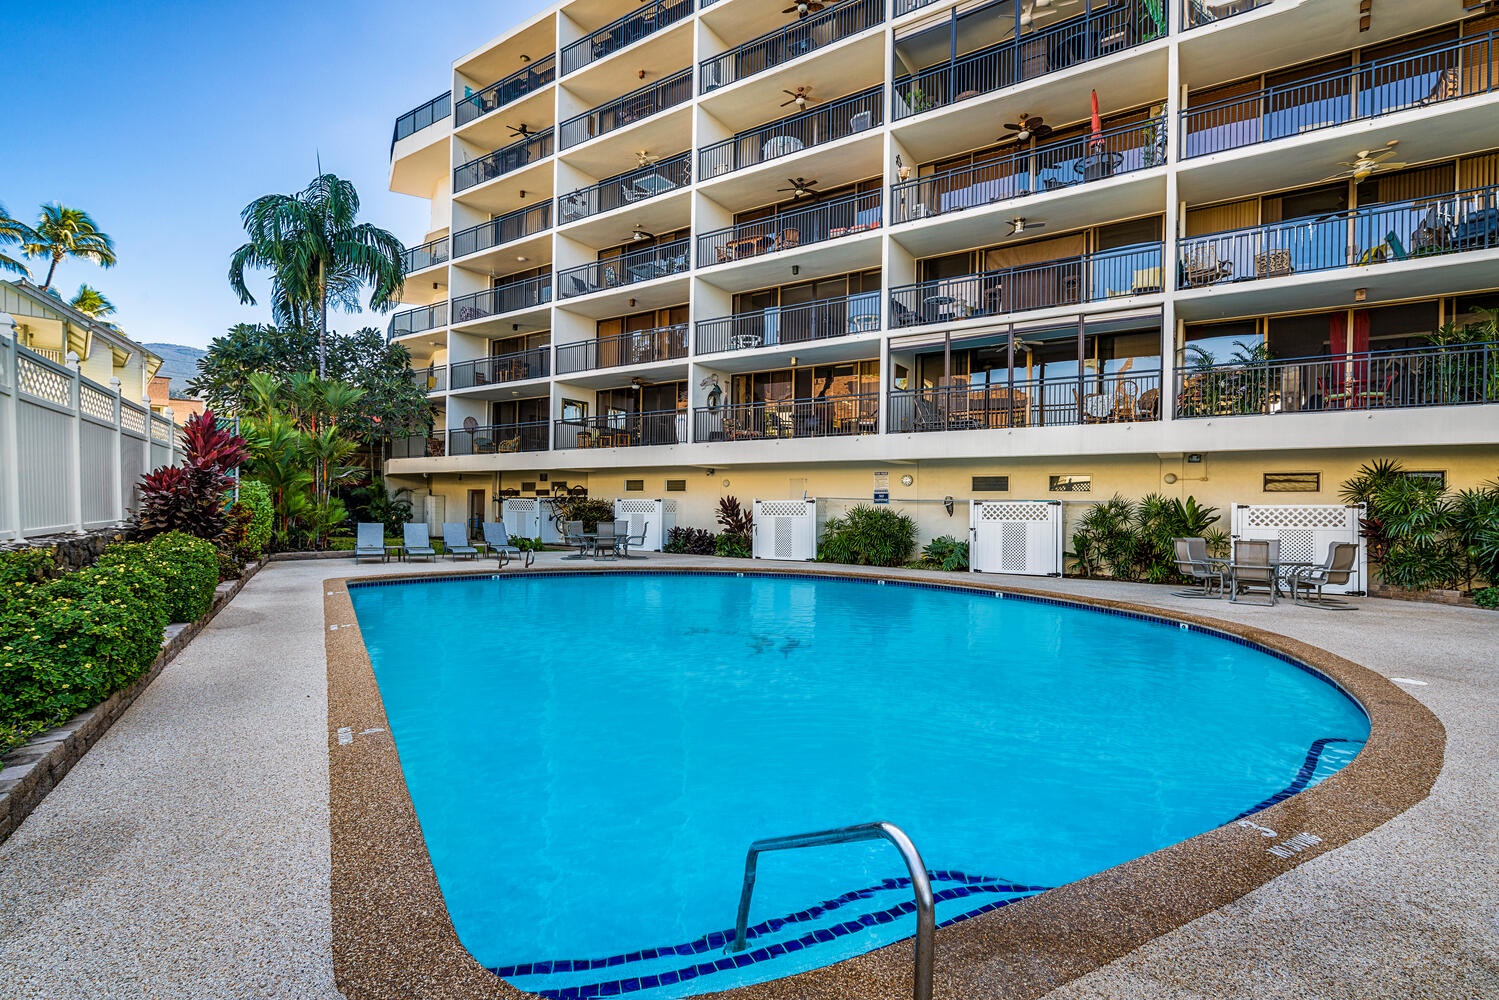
[349,571,1369,999]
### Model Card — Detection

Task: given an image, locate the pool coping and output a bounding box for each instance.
[323,565,1445,1000]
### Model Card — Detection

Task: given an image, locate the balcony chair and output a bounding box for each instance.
[1183,246,1234,287]
[621,183,652,203]
[442,523,479,560]
[1288,542,1359,609]
[1172,537,1226,598]
[848,110,873,132]
[401,523,437,562]
[481,521,533,568]
[1228,539,1276,606]
[1418,66,1461,108]
[354,522,387,563]
[1136,387,1161,421]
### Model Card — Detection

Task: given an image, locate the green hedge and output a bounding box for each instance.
[94,533,219,623]
[237,479,274,558]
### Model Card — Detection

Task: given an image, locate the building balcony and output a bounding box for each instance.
[1181,30,1497,159]
[1181,0,1273,31]
[693,391,880,442]
[696,292,881,355]
[559,69,693,149]
[402,236,450,274]
[558,152,692,225]
[698,87,883,180]
[563,0,694,75]
[455,54,556,128]
[450,348,551,390]
[391,91,450,150]
[451,275,553,326]
[556,408,687,449]
[388,302,447,341]
[454,128,555,193]
[1173,340,1499,419]
[892,117,1167,225]
[1178,185,1499,291]
[452,204,553,259]
[699,0,885,94]
[557,238,692,299]
[697,190,882,267]
[890,242,1164,328]
[892,1,1165,121]
[408,364,447,394]
[888,370,1164,432]
[556,324,688,374]
[448,420,551,455]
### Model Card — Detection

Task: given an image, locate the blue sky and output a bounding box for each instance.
[5,0,551,348]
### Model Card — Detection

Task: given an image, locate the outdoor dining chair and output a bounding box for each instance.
[354,522,386,563]
[1228,539,1276,606]
[593,521,619,560]
[1172,537,1225,598]
[442,523,479,560]
[562,519,591,557]
[402,523,436,562]
[618,520,648,559]
[1288,542,1359,609]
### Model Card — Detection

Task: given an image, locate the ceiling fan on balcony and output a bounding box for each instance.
[1322,140,1408,182]
[628,223,655,242]
[781,87,818,110]
[997,113,1054,144]
[635,149,661,167]
[1004,216,1045,237]
[507,123,533,139]
[782,0,826,19]
[1001,0,1077,39]
[778,177,820,200]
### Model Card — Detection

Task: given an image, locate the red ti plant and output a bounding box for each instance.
[135,409,249,541]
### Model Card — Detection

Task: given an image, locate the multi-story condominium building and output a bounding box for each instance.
[384,0,1499,539]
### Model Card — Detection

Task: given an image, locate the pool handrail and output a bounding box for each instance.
[729,820,934,1000]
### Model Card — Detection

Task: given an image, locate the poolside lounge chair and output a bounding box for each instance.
[1172,537,1225,598]
[355,522,386,563]
[442,522,478,560]
[402,523,436,562]
[1288,542,1359,609]
[1228,539,1276,606]
[481,521,533,568]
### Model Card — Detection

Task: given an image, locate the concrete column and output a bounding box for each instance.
[109,376,124,523]
[67,351,84,533]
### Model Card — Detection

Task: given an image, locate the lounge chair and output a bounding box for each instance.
[355,522,387,563]
[442,522,478,560]
[482,521,533,568]
[1228,539,1276,606]
[402,523,436,562]
[1288,542,1359,609]
[1172,537,1225,598]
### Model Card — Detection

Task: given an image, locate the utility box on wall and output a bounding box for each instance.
[752,499,817,560]
[969,500,1063,576]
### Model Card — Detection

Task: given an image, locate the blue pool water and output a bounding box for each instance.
[350,573,1368,999]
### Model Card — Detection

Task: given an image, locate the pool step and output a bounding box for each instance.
[493,871,1049,1000]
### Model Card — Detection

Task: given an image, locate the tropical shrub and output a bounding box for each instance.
[135,409,248,540]
[818,506,917,567]
[663,527,717,555]
[148,532,220,621]
[918,535,969,572]
[0,548,56,612]
[1340,461,1498,592]
[236,479,275,557]
[347,479,413,535]
[715,496,753,557]
[714,533,752,558]
[1474,587,1499,609]
[1069,494,1225,582]
[558,497,617,531]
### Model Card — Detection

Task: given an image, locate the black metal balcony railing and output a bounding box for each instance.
[698,87,883,179]
[454,128,554,192]
[1177,185,1499,289]
[450,348,552,389]
[693,392,881,441]
[700,0,884,94]
[895,0,940,15]
[449,421,551,455]
[889,243,1164,327]
[389,433,443,459]
[1182,30,1497,158]
[893,2,1164,119]
[402,236,450,273]
[892,118,1167,224]
[696,293,882,354]
[1182,0,1273,30]
[557,238,692,298]
[563,0,694,75]
[451,275,554,324]
[556,324,688,373]
[558,153,692,224]
[388,302,448,340]
[408,365,447,394]
[888,371,1163,432]
[392,91,451,149]
[559,69,693,149]
[1174,341,1499,418]
[455,54,557,127]
[452,204,553,259]
[698,190,882,265]
[556,408,688,449]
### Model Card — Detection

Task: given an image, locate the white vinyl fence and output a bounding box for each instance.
[0,330,179,540]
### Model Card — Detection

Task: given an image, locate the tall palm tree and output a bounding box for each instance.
[69,284,116,319]
[19,204,118,291]
[228,174,405,377]
[0,203,36,277]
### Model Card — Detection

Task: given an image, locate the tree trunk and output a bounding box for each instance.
[318,258,328,379]
[41,252,61,292]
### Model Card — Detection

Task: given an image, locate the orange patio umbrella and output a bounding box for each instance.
[1088,89,1104,153]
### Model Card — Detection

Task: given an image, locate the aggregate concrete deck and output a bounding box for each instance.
[0,553,1493,999]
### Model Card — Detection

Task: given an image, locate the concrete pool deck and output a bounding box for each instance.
[0,553,1494,999]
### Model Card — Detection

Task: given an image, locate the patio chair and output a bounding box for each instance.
[1288,542,1359,609]
[442,522,479,560]
[402,523,436,562]
[592,520,618,560]
[1228,539,1276,606]
[481,521,533,568]
[354,522,386,563]
[1172,537,1225,598]
[562,519,591,556]
[618,520,648,558]
[1182,245,1234,286]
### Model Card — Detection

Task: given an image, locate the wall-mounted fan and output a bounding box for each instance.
[1005,217,1045,237]
[998,113,1053,144]
[782,0,826,19]
[778,177,819,199]
[1323,140,1407,182]
[781,86,817,110]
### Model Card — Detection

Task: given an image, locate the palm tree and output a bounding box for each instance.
[228,174,405,377]
[0,203,35,277]
[69,284,116,319]
[19,204,118,291]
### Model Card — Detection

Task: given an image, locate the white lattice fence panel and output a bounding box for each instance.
[503,498,542,540]
[121,401,147,434]
[1232,504,1367,594]
[17,355,70,406]
[970,500,1063,576]
[753,499,817,560]
[80,384,115,423]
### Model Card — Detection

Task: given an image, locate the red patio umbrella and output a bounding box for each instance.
[1088,89,1104,152]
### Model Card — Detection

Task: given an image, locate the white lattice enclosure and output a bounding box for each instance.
[1231,503,1368,594]
[753,499,818,560]
[614,498,678,551]
[969,500,1063,576]
[503,497,543,541]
